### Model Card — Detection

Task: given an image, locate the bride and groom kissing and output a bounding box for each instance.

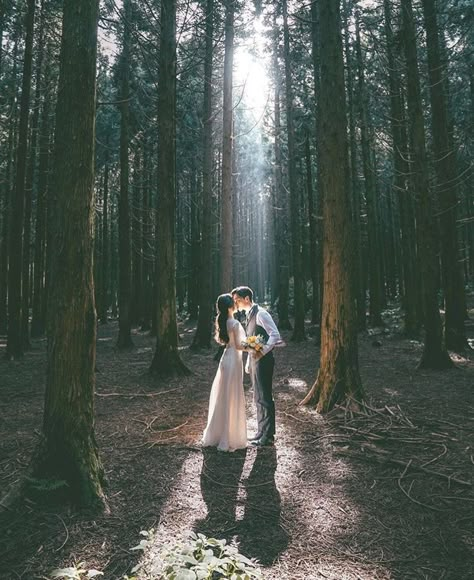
[202,286,282,452]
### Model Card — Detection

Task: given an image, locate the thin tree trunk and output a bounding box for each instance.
[355,11,383,327]
[220,0,234,291]
[273,21,291,330]
[98,148,109,323]
[6,0,36,359]
[23,0,46,347]
[282,0,305,341]
[302,0,363,412]
[1,26,20,335]
[421,0,467,352]
[305,130,319,325]
[31,0,107,510]
[117,0,133,348]
[383,0,420,336]
[31,63,51,338]
[140,139,152,330]
[150,0,189,376]
[342,0,365,330]
[188,163,200,320]
[401,0,453,369]
[131,147,142,324]
[192,0,214,349]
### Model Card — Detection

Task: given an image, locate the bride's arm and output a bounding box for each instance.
[233,321,248,351]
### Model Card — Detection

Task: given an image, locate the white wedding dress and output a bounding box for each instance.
[202,318,247,452]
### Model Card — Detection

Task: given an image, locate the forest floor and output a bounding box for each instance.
[0,306,473,580]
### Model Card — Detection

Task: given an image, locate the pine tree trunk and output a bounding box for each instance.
[272,26,291,331]
[31,63,51,338]
[6,0,35,359]
[117,0,133,348]
[140,140,152,330]
[282,0,305,341]
[342,0,365,330]
[305,131,319,325]
[2,23,21,334]
[401,0,452,369]
[421,0,466,352]
[220,0,234,291]
[98,149,109,323]
[131,148,142,324]
[31,0,107,510]
[355,12,383,327]
[150,0,189,376]
[302,0,363,413]
[383,1,420,336]
[188,163,200,320]
[192,0,214,349]
[22,0,46,347]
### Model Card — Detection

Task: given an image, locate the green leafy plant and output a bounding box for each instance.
[131,531,263,579]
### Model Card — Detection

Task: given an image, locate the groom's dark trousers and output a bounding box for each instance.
[253,351,275,441]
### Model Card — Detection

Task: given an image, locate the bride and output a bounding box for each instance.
[202,293,248,452]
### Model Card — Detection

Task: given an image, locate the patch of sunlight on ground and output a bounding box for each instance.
[286,378,308,391]
[130,389,391,579]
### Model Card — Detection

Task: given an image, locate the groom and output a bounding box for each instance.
[232,286,281,447]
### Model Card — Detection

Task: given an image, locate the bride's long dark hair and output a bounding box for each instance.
[215,293,234,345]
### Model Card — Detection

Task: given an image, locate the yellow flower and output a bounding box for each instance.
[248,336,256,344]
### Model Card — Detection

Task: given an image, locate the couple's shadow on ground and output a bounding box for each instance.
[194,446,289,566]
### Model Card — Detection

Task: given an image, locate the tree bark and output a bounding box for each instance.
[282,0,305,341]
[31,0,107,510]
[192,0,214,349]
[23,0,46,347]
[272,20,291,331]
[421,0,467,352]
[6,0,35,359]
[188,162,200,320]
[31,58,51,338]
[302,0,363,413]
[97,147,110,323]
[117,0,133,348]
[355,11,383,327]
[140,138,153,330]
[131,147,143,324]
[305,130,319,325]
[150,0,189,376]
[401,0,453,369]
[341,0,365,331]
[220,0,234,291]
[383,0,420,337]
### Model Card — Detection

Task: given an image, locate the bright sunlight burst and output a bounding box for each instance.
[234,17,270,123]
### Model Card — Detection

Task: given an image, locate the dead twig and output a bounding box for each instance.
[53,514,70,552]
[398,461,445,512]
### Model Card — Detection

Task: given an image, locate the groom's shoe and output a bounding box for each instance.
[250,437,274,447]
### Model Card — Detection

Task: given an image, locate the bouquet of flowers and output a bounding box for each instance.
[242,334,266,353]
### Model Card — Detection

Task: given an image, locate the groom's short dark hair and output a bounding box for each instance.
[232,286,253,301]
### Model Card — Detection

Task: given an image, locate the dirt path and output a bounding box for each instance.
[1,315,473,579]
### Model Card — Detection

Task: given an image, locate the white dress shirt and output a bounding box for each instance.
[254,308,281,356]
